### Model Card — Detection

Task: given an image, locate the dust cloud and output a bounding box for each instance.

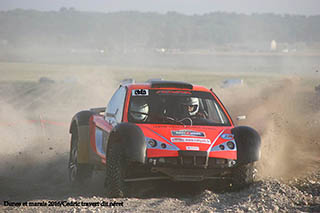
[222,77,320,179]
[0,70,118,200]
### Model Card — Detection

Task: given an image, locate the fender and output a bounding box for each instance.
[108,122,146,164]
[69,110,95,164]
[232,126,261,164]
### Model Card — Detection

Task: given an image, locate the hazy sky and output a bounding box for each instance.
[0,0,319,15]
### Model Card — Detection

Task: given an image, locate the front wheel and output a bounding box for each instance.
[104,141,128,197]
[68,131,93,186]
[231,163,256,189]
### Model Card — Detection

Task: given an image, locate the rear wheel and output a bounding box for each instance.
[231,163,255,189]
[68,130,93,185]
[104,141,128,197]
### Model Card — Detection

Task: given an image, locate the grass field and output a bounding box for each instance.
[0,61,293,86]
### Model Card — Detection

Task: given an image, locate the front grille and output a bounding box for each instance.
[179,151,208,167]
[181,156,193,165]
[149,156,232,168]
[196,156,207,165]
[180,156,207,167]
[178,150,207,157]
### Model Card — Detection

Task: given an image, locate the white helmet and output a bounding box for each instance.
[183,97,199,116]
[130,100,149,121]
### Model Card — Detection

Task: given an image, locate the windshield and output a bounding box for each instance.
[128,89,231,126]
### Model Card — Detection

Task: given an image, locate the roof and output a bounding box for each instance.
[123,80,210,92]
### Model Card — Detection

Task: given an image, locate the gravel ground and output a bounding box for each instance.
[1,174,319,212]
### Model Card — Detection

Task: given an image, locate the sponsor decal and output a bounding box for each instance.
[171,129,205,137]
[186,146,199,151]
[220,133,234,140]
[171,137,211,144]
[156,90,192,95]
[132,89,149,96]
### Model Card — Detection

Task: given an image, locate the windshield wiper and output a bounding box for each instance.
[178,117,193,126]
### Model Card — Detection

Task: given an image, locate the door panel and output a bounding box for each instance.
[91,115,113,163]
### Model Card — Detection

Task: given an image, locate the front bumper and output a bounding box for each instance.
[124,151,237,182]
[148,150,236,169]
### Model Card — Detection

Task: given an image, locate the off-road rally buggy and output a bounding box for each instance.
[68,79,261,197]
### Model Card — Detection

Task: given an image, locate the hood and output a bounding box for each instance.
[137,124,233,152]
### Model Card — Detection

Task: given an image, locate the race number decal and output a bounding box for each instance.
[132,89,149,96]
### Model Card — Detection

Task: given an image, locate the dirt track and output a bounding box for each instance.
[0,76,319,212]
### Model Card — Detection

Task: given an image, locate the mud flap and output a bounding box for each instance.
[77,125,90,163]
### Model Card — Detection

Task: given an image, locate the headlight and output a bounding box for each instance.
[148,139,157,147]
[161,143,167,149]
[227,141,235,149]
[219,144,225,150]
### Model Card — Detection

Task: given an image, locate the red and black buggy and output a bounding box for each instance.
[68,79,261,197]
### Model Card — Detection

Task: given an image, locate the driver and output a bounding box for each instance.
[182,97,199,116]
[130,99,149,122]
[181,97,206,118]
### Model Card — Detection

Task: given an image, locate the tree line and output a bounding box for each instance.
[0,9,319,50]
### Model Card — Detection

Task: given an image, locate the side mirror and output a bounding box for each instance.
[106,108,118,118]
[90,107,106,115]
[237,115,246,121]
